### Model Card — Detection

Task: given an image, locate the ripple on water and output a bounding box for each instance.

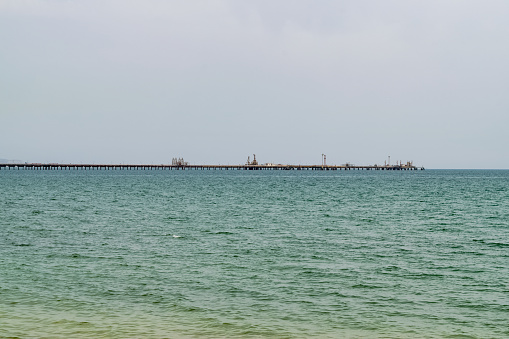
[0,169,508,338]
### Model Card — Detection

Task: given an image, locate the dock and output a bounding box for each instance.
[0,163,424,171]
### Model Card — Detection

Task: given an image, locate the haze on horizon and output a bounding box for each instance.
[1,0,508,169]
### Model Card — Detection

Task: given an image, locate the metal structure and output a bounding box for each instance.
[1,154,424,171]
[1,163,425,171]
[172,158,188,166]
[246,154,258,166]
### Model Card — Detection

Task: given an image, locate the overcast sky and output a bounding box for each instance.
[1,0,508,168]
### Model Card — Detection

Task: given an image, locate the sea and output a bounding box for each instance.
[1,169,508,338]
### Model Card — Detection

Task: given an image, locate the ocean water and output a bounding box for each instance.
[1,169,508,338]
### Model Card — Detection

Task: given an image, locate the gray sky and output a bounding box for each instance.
[1,0,508,168]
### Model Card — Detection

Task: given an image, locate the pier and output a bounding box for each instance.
[0,163,424,171]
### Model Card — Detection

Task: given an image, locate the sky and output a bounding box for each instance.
[1,0,508,168]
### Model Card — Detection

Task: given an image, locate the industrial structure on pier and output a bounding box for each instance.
[0,155,424,171]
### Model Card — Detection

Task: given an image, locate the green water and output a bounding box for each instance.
[1,169,508,338]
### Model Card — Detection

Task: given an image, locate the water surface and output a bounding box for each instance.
[1,169,508,338]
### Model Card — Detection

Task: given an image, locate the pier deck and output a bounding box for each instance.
[0,164,424,171]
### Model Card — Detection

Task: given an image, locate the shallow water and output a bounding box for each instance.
[1,169,508,338]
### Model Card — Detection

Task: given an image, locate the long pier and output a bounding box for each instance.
[0,163,424,171]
